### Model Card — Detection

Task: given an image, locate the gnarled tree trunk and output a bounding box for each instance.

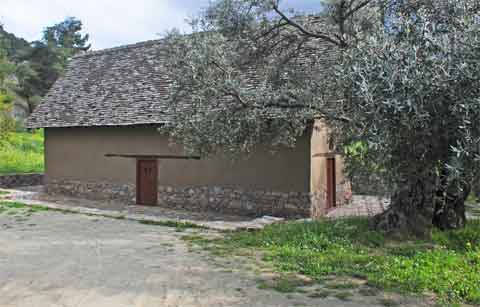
[373,179,436,237]
[373,178,469,237]
[432,184,469,231]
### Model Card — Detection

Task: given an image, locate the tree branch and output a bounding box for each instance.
[230,99,352,123]
[271,4,347,47]
[255,19,289,41]
[344,0,373,19]
[210,60,228,75]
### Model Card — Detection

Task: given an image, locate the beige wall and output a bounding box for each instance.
[45,126,311,192]
[310,120,348,216]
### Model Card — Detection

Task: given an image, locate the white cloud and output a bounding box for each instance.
[0,0,321,50]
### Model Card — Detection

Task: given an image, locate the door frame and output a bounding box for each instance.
[136,159,158,206]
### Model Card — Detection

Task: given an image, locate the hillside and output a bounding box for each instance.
[0,131,44,174]
[0,26,32,62]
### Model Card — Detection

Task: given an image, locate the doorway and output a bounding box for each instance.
[326,157,336,209]
[136,159,158,206]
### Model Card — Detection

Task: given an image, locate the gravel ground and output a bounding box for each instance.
[0,210,384,307]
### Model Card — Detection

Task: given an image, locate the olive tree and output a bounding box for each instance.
[162,0,364,156]
[336,0,480,235]
[163,0,480,236]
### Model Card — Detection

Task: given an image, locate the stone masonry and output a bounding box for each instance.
[311,181,353,218]
[45,180,311,218]
[0,174,44,189]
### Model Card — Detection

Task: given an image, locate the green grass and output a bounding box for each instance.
[377,298,400,307]
[0,201,206,232]
[138,219,208,231]
[324,281,360,290]
[0,130,44,174]
[194,218,480,305]
[257,275,311,293]
[308,289,333,298]
[0,201,49,216]
[333,291,353,301]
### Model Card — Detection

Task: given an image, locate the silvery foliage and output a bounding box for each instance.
[162,0,371,156]
[162,0,479,200]
[333,0,480,192]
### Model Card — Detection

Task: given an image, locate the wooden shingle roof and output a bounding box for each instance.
[27,25,336,129]
[26,40,173,128]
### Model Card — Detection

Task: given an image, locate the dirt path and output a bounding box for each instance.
[0,210,382,307]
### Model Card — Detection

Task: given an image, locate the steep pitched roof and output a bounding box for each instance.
[27,23,336,129]
[26,40,173,128]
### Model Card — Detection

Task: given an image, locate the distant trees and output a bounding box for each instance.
[42,17,91,54]
[0,25,31,61]
[18,17,91,112]
[0,42,16,137]
[0,17,90,118]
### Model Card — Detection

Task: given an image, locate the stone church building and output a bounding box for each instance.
[27,40,350,218]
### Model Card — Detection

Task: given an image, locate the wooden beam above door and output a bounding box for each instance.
[105,154,201,160]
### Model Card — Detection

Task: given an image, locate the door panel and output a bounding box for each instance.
[136,160,158,206]
[326,158,336,209]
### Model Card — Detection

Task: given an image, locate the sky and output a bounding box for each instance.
[1,0,322,50]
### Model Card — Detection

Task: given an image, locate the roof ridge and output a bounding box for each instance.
[74,38,165,59]
[73,15,326,59]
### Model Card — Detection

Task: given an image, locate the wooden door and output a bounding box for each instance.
[326,158,336,209]
[136,160,158,206]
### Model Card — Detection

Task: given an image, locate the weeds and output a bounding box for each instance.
[191,218,480,305]
[138,219,207,231]
[0,131,44,174]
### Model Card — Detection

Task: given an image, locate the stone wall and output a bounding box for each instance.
[46,180,135,204]
[46,180,311,218]
[0,174,44,188]
[351,174,389,196]
[311,181,353,218]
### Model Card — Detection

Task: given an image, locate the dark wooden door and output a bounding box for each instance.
[326,158,336,209]
[136,160,158,206]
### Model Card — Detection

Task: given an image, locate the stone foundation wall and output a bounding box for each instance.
[0,174,44,188]
[310,181,353,218]
[351,174,389,196]
[46,180,136,204]
[46,180,311,218]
